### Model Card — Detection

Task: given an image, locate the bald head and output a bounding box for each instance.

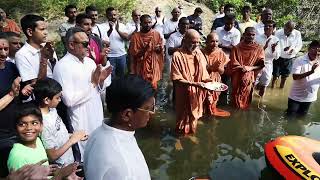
[243,27,256,44]
[284,20,295,36]
[261,8,272,23]
[171,7,181,20]
[132,9,141,23]
[207,32,219,41]
[285,20,295,28]
[183,29,200,53]
[244,27,256,34]
[185,29,200,39]
[206,32,219,49]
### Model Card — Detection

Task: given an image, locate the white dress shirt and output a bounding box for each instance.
[6,57,15,64]
[275,29,303,59]
[254,22,265,36]
[126,21,140,36]
[15,42,53,82]
[255,34,281,86]
[98,22,128,57]
[152,16,166,42]
[163,19,179,37]
[92,24,110,42]
[84,121,151,180]
[215,26,241,51]
[53,52,111,156]
[289,54,320,102]
[166,31,184,71]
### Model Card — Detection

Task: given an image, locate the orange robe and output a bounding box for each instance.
[202,48,229,114]
[229,41,265,109]
[129,29,164,89]
[1,19,21,34]
[171,48,211,135]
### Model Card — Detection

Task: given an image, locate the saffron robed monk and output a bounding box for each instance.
[171,29,212,135]
[202,32,230,117]
[228,27,265,109]
[129,14,164,89]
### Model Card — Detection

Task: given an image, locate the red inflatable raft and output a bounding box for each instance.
[265,136,320,180]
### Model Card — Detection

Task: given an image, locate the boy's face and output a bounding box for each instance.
[30,21,48,44]
[47,92,62,108]
[17,115,43,143]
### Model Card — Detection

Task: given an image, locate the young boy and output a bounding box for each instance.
[7,104,49,171]
[33,78,87,166]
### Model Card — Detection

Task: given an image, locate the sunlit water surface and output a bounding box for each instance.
[111,76,320,180]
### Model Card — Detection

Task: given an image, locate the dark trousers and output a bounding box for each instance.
[0,134,17,177]
[286,98,312,117]
[273,57,293,78]
[218,74,231,106]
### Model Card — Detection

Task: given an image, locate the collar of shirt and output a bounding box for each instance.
[24,42,40,55]
[102,120,135,137]
[221,26,237,34]
[66,52,87,64]
[175,31,183,37]
[302,54,312,64]
[128,21,138,26]
[278,29,297,38]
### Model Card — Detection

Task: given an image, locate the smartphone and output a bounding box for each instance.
[75,162,85,177]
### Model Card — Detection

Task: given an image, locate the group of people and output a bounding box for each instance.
[0,2,319,179]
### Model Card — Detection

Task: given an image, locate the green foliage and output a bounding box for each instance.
[210,0,246,13]
[0,0,136,21]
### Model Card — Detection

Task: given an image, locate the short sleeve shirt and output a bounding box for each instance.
[99,22,128,57]
[289,54,320,102]
[215,26,241,47]
[163,19,179,35]
[40,108,74,165]
[15,42,53,82]
[7,138,49,171]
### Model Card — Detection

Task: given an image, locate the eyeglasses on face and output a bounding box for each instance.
[72,41,89,48]
[137,99,156,114]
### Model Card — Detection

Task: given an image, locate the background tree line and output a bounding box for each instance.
[200,0,319,40]
[0,0,318,40]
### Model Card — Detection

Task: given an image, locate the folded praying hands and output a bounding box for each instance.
[91,65,113,87]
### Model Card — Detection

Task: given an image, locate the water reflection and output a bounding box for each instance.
[133,76,320,180]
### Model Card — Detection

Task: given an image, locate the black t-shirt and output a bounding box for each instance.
[0,61,19,135]
[211,17,240,31]
[187,15,203,32]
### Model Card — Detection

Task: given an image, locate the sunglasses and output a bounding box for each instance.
[72,41,89,48]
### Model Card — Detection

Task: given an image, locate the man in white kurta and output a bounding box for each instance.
[255,20,280,96]
[273,20,303,88]
[53,28,111,156]
[166,17,189,72]
[163,7,181,40]
[84,120,151,180]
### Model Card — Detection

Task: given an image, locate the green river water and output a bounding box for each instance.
[133,76,320,180]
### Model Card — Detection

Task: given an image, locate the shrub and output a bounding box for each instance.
[0,0,136,21]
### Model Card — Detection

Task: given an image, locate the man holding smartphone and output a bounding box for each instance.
[15,14,56,100]
[255,20,280,97]
[286,40,320,117]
